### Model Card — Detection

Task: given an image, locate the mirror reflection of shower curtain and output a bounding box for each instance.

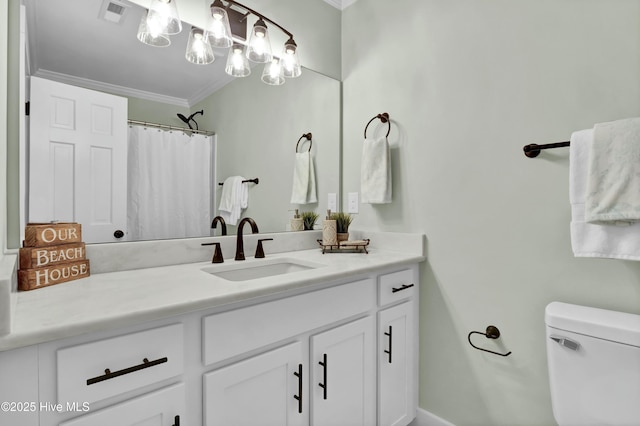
[127,126,212,240]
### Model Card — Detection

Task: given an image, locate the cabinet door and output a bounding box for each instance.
[311,316,375,426]
[378,302,415,426]
[0,346,39,426]
[59,383,185,426]
[203,342,306,426]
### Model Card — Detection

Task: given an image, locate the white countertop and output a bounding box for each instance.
[0,231,425,352]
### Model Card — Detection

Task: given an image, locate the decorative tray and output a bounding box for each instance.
[316,239,370,254]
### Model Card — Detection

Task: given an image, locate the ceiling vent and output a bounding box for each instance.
[100,0,129,24]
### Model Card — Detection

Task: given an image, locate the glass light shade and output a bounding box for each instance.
[137,9,171,47]
[225,44,251,77]
[206,4,233,48]
[147,0,182,36]
[279,39,302,78]
[185,27,214,65]
[261,59,285,85]
[246,19,272,63]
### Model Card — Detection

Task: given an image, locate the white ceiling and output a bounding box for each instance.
[26,0,355,108]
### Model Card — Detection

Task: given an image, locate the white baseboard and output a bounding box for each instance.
[409,407,456,426]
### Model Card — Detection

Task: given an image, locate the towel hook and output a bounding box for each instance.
[364,112,391,139]
[468,325,512,357]
[295,133,313,153]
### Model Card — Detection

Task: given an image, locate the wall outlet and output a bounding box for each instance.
[328,193,337,213]
[348,192,359,214]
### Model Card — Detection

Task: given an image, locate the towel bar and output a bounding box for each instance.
[295,133,312,153]
[523,141,570,158]
[364,112,391,138]
[218,178,259,186]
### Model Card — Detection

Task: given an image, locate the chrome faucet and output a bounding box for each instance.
[211,216,227,236]
[235,217,259,261]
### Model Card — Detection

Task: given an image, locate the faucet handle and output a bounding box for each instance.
[202,242,224,263]
[255,238,273,259]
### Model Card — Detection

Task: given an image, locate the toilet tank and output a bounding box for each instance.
[545,302,640,426]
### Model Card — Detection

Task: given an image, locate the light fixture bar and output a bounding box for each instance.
[221,0,294,40]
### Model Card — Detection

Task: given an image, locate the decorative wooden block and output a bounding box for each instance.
[24,223,82,248]
[19,242,86,270]
[18,259,91,291]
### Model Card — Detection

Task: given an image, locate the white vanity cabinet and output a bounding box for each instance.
[377,269,419,426]
[0,262,420,426]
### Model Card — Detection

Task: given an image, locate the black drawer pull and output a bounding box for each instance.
[318,353,328,400]
[384,326,393,364]
[391,283,414,293]
[293,364,303,414]
[173,415,180,426]
[86,356,168,385]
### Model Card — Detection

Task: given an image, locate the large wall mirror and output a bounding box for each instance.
[8,0,341,248]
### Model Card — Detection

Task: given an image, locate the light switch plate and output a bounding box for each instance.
[328,193,337,213]
[348,192,359,213]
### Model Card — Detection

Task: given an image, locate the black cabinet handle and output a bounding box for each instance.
[113,229,124,239]
[384,326,393,363]
[86,356,168,385]
[173,415,180,426]
[392,283,414,293]
[293,364,303,414]
[318,353,328,400]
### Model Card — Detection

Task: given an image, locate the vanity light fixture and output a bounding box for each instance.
[225,43,251,77]
[137,9,171,47]
[185,27,215,65]
[246,18,272,63]
[210,0,302,84]
[261,59,284,86]
[136,0,300,85]
[146,0,182,35]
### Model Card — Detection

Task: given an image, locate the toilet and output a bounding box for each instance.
[545,302,640,426]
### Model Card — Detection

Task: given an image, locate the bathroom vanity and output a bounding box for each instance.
[0,232,424,426]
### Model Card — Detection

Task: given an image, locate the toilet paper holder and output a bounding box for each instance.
[468,325,512,357]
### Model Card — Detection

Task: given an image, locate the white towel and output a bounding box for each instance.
[218,176,248,226]
[586,117,640,223]
[290,152,317,204]
[361,136,392,204]
[570,129,640,260]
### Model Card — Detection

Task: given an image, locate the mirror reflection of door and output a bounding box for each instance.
[29,76,128,243]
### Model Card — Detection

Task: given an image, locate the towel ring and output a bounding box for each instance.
[295,133,313,153]
[364,112,391,139]
[468,325,512,357]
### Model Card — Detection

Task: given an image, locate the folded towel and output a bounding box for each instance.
[218,176,248,226]
[361,136,392,204]
[586,117,640,223]
[290,152,317,204]
[570,128,640,260]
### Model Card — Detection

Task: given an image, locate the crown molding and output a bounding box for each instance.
[323,0,358,10]
[32,69,190,108]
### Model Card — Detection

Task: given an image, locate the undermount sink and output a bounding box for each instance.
[201,258,326,282]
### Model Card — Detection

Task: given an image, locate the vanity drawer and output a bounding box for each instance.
[57,323,184,405]
[378,269,416,306]
[203,278,375,365]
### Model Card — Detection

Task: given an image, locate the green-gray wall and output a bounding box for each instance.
[342,1,640,425]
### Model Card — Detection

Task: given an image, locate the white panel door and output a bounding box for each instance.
[59,383,184,426]
[378,302,415,426]
[203,342,306,426]
[29,77,127,243]
[311,316,375,426]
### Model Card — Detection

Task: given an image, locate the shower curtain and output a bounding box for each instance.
[127,125,212,240]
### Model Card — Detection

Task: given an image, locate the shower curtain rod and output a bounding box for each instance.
[128,119,215,136]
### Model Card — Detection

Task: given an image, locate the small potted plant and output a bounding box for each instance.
[301,211,319,231]
[331,212,353,242]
